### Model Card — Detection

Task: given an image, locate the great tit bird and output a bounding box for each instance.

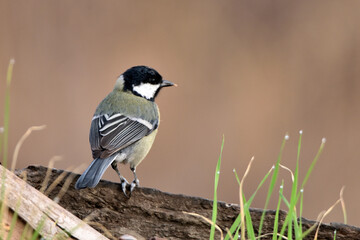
[75,66,175,196]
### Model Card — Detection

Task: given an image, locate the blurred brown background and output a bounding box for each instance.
[1,0,360,226]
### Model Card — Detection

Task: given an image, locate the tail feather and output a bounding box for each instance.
[75,155,117,189]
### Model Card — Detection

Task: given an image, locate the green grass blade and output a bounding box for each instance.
[288,213,293,239]
[297,139,325,239]
[233,169,241,186]
[20,224,30,240]
[273,181,284,240]
[277,185,295,239]
[246,166,273,207]
[292,131,302,239]
[0,59,15,240]
[258,134,288,236]
[298,189,304,239]
[238,188,256,240]
[6,201,21,240]
[282,135,324,240]
[281,131,303,240]
[294,131,302,195]
[300,138,326,191]
[1,59,15,168]
[234,224,241,240]
[224,170,241,240]
[0,128,2,160]
[300,222,318,239]
[287,212,292,240]
[293,137,326,207]
[31,214,46,240]
[279,190,290,208]
[225,164,273,240]
[244,205,255,239]
[292,216,300,240]
[226,162,274,240]
[209,135,224,240]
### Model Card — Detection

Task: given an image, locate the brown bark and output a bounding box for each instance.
[15,165,360,240]
[0,165,108,240]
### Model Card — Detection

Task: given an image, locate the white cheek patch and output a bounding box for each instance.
[133,83,160,100]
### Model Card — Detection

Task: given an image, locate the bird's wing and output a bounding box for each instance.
[89,113,156,159]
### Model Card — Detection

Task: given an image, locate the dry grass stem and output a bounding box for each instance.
[86,222,115,240]
[53,173,76,203]
[256,232,288,239]
[44,164,84,196]
[239,156,255,240]
[314,197,342,240]
[224,227,234,240]
[340,186,347,224]
[182,211,224,240]
[44,169,71,196]
[279,164,294,183]
[11,125,46,171]
[40,156,62,193]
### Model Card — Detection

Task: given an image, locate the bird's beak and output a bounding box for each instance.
[161,80,177,87]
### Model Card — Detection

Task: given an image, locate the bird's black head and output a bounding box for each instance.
[117,66,175,101]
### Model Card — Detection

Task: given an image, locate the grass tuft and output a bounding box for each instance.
[209,135,224,240]
[209,131,346,240]
[258,134,288,236]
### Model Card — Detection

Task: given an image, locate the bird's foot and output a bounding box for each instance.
[129,179,140,194]
[120,177,129,197]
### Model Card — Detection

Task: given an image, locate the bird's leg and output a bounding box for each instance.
[111,161,128,196]
[130,167,140,194]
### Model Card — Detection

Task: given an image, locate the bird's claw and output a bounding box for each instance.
[118,175,139,197]
[120,177,129,197]
[129,179,139,194]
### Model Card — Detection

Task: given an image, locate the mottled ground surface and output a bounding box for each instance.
[15,165,360,240]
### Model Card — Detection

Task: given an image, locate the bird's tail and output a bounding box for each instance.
[75,155,117,189]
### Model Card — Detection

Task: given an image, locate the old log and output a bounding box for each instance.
[0,165,108,240]
[15,165,360,240]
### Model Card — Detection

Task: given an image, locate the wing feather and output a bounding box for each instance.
[89,114,155,159]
